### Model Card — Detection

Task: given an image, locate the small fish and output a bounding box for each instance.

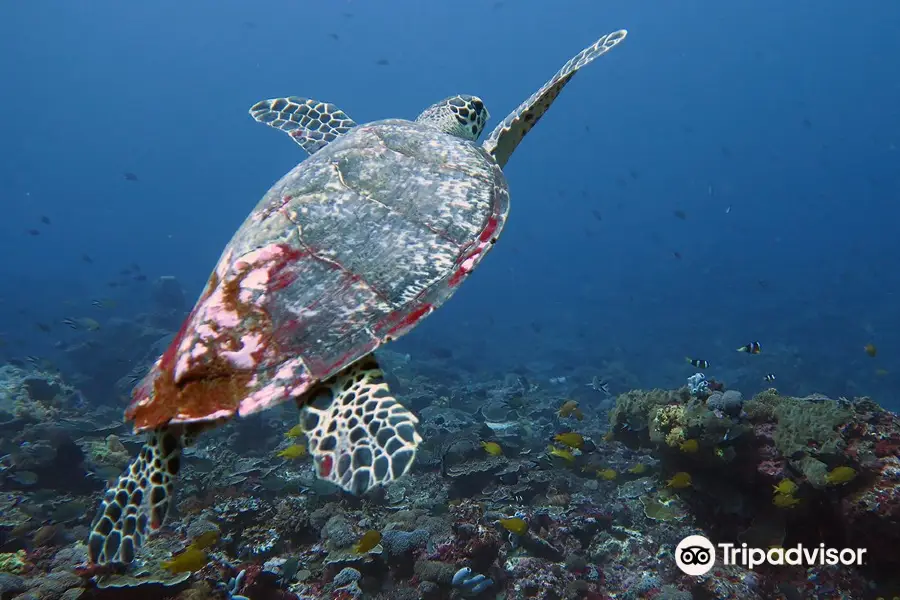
[864,343,877,358]
[190,530,220,550]
[686,357,709,369]
[375,58,389,66]
[772,479,797,495]
[285,423,305,438]
[82,317,101,331]
[162,546,207,573]
[586,376,610,395]
[763,373,776,382]
[92,299,117,309]
[276,444,307,459]
[773,493,800,508]
[557,400,579,418]
[673,209,687,220]
[40,215,51,225]
[124,172,139,182]
[679,439,699,453]
[498,517,528,536]
[628,463,647,475]
[64,317,101,331]
[666,472,692,489]
[876,368,889,377]
[481,441,502,456]
[547,445,575,462]
[596,468,617,481]
[354,530,382,553]
[35,322,51,333]
[825,466,856,485]
[27,229,40,236]
[553,432,584,449]
[737,341,761,354]
[82,254,93,263]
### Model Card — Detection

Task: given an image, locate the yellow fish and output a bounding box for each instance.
[772,479,797,495]
[79,317,101,331]
[190,530,219,550]
[556,402,583,421]
[864,343,877,358]
[285,423,305,438]
[553,432,584,449]
[498,517,528,536]
[679,439,699,453]
[773,493,800,508]
[666,472,692,489]
[628,463,647,475]
[825,466,856,485]
[596,468,617,481]
[354,530,382,554]
[277,444,307,459]
[162,546,207,573]
[481,441,502,456]
[557,400,579,418]
[64,317,101,331]
[547,445,575,462]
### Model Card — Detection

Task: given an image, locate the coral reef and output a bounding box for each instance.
[0,348,896,599]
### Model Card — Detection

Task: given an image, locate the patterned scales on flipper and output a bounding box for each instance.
[303,355,421,494]
[87,427,182,564]
[483,29,627,169]
[249,97,358,155]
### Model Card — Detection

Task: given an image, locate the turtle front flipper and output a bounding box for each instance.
[301,355,422,495]
[249,96,358,155]
[483,29,627,169]
[87,426,183,565]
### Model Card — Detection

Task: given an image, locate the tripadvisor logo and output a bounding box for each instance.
[675,535,867,575]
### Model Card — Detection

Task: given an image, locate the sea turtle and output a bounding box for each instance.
[87,28,628,565]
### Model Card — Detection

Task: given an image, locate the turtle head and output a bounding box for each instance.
[415,95,489,141]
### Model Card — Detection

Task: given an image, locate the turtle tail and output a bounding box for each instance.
[87,426,182,565]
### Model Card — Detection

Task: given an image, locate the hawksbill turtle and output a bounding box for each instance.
[87,29,628,565]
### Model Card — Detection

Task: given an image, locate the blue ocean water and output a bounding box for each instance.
[1,0,899,407]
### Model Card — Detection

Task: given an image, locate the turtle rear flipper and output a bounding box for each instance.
[250,96,357,155]
[302,355,422,495]
[87,427,182,565]
[483,29,627,169]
